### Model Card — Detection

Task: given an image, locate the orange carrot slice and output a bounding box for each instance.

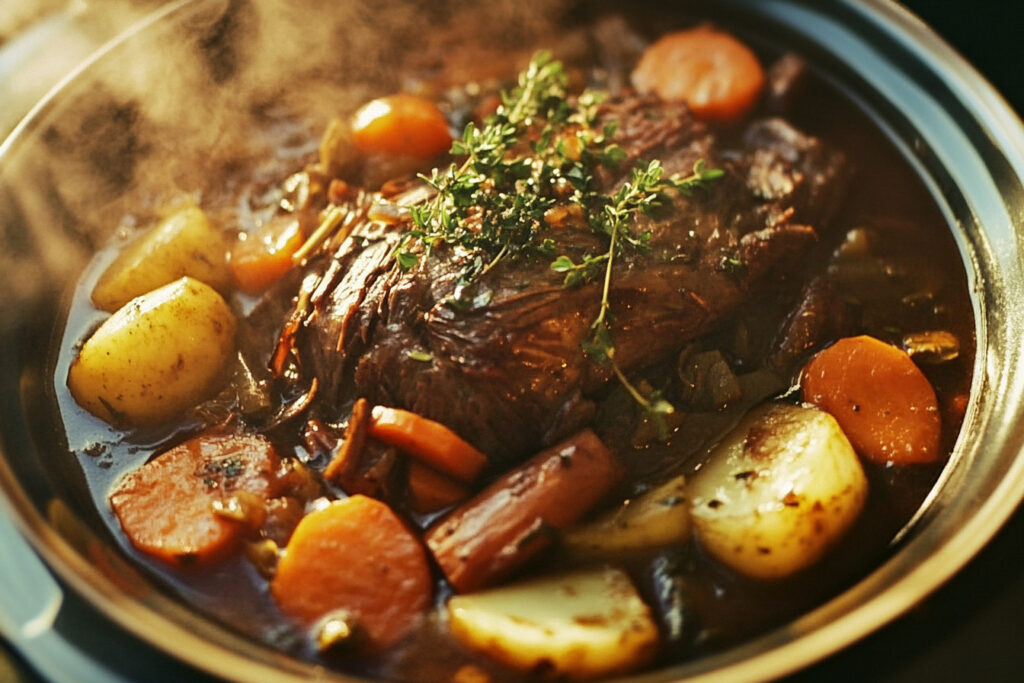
[801,335,942,465]
[406,461,471,514]
[229,216,305,293]
[631,25,765,123]
[271,495,432,651]
[109,433,284,568]
[351,94,452,159]
[368,406,487,483]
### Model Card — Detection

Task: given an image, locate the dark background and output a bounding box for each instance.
[3,1,1024,681]
[903,1,1023,113]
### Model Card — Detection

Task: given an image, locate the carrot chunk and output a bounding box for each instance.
[800,335,942,465]
[351,94,452,159]
[270,495,432,651]
[109,433,284,568]
[425,429,623,593]
[229,216,305,293]
[406,461,471,514]
[368,406,487,483]
[631,25,765,123]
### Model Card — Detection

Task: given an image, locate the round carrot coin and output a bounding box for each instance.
[351,94,452,159]
[632,26,765,123]
[271,495,432,651]
[110,433,283,568]
[801,335,942,465]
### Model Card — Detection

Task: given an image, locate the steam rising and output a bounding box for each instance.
[1,0,589,328]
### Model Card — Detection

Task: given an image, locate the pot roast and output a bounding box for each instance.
[290,95,846,462]
[54,10,974,679]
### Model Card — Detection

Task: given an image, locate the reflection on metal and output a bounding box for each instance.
[0,505,128,681]
[0,506,62,638]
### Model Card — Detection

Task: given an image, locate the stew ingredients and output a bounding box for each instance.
[58,13,973,682]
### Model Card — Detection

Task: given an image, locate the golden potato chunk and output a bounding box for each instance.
[92,203,230,312]
[447,567,658,680]
[69,277,236,425]
[562,475,691,559]
[688,402,868,580]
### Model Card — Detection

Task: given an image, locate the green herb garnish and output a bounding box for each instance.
[397,52,723,422]
[398,51,583,277]
[575,158,724,360]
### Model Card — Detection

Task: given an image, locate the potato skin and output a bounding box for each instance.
[91,204,230,312]
[447,567,658,680]
[688,402,868,580]
[68,277,237,426]
[562,475,691,559]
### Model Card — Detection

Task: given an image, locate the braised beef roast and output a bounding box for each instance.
[286,94,846,462]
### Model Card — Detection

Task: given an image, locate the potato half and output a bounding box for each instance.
[447,567,658,680]
[69,277,237,426]
[91,203,230,312]
[688,402,868,580]
[562,474,691,559]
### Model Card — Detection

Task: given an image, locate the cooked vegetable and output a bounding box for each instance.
[229,215,305,293]
[351,94,453,159]
[447,566,658,680]
[631,25,765,123]
[406,461,471,514]
[688,402,868,579]
[91,202,230,312]
[68,277,237,425]
[323,397,371,485]
[562,475,691,559]
[801,335,942,465]
[368,406,487,483]
[109,432,284,567]
[270,495,432,651]
[425,430,623,592]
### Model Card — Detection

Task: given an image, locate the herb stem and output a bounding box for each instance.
[594,219,619,330]
[610,361,674,415]
[292,204,347,265]
[479,243,509,280]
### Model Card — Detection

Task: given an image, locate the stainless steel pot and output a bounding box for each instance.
[2,1,1023,680]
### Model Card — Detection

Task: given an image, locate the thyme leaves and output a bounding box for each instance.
[573,157,724,357]
[395,51,723,423]
[397,51,583,274]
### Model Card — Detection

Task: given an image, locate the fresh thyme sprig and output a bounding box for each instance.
[561,158,722,428]
[570,158,725,362]
[398,51,592,283]
[394,51,723,425]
